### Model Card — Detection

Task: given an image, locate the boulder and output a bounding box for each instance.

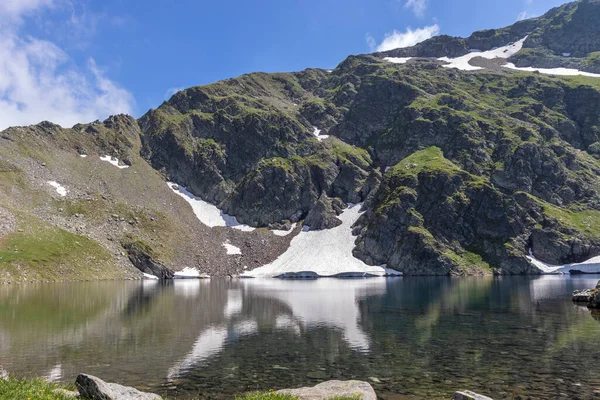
[573,289,594,303]
[452,390,494,400]
[0,365,8,380]
[75,374,161,400]
[303,193,347,231]
[276,380,376,400]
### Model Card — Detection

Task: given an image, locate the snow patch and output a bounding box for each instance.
[168,182,255,231]
[100,155,129,169]
[312,126,329,142]
[143,272,159,280]
[563,53,571,57]
[242,204,402,278]
[173,267,209,279]
[504,63,600,78]
[383,57,412,64]
[527,249,600,274]
[438,37,526,71]
[79,154,87,158]
[272,223,297,237]
[47,181,67,197]
[223,242,242,255]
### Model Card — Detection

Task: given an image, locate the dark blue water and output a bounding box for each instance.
[1,275,599,399]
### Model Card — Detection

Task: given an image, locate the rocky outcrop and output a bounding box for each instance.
[122,238,174,279]
[452,391,494,400]
[276,380,377,400]
[303,193,346,230]
[573,281,600,308]
[75,374,161,400]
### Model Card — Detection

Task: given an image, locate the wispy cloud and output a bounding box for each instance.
[0,0,133,130]
[517,10,537,21]
[165,87,185,100]
[371,25,440,52]
[405,0,428,17]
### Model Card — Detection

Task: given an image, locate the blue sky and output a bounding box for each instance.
[0,0,567,129]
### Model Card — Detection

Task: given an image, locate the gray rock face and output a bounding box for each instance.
[277,380,376,400]
[0,365,8,380]
[573,289,595,303]
[452,390,494,400]
[123,241,174,279]
[303,193,347,231]
[75,374,161,400]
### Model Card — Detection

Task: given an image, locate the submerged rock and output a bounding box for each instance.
[75,374,161,400]
[276,380,376,400]
[452,390,494,400]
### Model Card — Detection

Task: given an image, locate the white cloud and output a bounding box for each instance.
[405,0,427,17]
[165,87,185,100]
[0,0,134,131]
[517,10,537,21]
[374,25,440,52]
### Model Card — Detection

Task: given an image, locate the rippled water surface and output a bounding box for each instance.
[1,276,600,399]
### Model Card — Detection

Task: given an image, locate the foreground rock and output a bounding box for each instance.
[452,390,494,400]
[573,281,600,308]
[276,380,376,400]
[75,374,161,400]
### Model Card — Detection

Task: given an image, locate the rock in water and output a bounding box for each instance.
[75,374,162,400]
[0,365,8,380]
[452,391,494,400]
[276,380,376,400]
[573,289,594,303]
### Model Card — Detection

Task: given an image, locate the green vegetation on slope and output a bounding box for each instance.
[0,377,77,400]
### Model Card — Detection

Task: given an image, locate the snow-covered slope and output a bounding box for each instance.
[242,204,401,278]
[527,250,600,274]
[437,37,526,71]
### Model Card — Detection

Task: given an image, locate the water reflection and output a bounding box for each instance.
[0,275,599,399]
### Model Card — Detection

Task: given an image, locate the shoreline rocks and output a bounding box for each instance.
[572,281,600,309]
[276,380,377,400]
[75,374,162,400]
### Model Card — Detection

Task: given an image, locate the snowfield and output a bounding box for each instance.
[527,249,600,274]
[100,155,129,169]
[223,242,242,255]
[242,204,401,278]
[312,126,329,141]
[503,63,600,78]
[47,181,67,197]
[272,223,297,237]
[438,37,526,71]
[173,267,209,279]
[383,57,412,64]
[168,182,255,231]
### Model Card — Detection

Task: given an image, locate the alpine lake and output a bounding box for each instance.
[1,275,600,399]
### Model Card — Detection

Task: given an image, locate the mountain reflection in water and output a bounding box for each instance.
[1,275,599,399]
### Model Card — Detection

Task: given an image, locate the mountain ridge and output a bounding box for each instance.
[2,0,600,281]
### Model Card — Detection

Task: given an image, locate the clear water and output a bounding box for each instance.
[1,276,600,399]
